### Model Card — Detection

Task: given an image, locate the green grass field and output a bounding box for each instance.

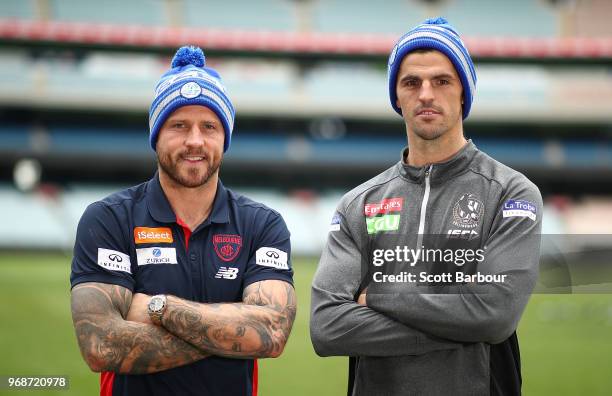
[0,253,610,395]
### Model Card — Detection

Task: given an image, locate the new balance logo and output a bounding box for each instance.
[215,267,239,280]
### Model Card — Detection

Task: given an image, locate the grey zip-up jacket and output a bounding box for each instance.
[310,141,542,396]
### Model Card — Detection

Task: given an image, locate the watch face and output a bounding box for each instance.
[149,297,163,312]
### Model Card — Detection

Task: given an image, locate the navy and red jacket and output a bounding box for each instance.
[71,173,293,396]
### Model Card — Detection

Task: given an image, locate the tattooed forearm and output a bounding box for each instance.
[71,282,208,374]
[243,280,297,351]
[161,280,296,359]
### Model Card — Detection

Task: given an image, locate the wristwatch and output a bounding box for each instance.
[147,294,167,325]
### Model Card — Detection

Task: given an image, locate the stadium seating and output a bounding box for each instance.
[311,0,424,34]
[441,0,557,37]
[2,50,612,123]
[302,62,387,110]
[1,0,559,38]
[0,185,73,248]
[184,0,297,31]
[2,118,610,170]
[306,0,558,36]
[0,124,30,151]
[48,0,166,25]
[0,0,34,19]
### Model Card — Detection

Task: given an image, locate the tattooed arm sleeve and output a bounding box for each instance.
[160,280,296,359]
[71,282,208,374]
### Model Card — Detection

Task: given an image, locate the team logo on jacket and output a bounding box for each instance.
[215,267,239,280]
[364,197,403,235]
[136,247,178,265]
[134,227,173,244]
[213,234,242,262]
[502,199,537,221]
[364,197,403,217]
[97,248,131,273]
[452,193,484,229]
[255,247,289,270]
[329,212,341,232]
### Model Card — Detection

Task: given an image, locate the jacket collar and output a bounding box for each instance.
[398,139,478,184]
[146,172,230,225]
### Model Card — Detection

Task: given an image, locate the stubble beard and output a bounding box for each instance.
[158,150,222,189]
[409,108,461,142]
[411,122,449,141]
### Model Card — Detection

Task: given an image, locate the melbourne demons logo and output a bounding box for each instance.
[213,234,242,262]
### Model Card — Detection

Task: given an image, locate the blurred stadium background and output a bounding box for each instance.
[0,0,611,395]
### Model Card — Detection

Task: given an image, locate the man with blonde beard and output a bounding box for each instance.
[71,46,296,396]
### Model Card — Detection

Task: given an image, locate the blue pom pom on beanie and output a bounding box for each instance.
[149,46,235,152]
[171,46,206,68]
[387,17,477,120]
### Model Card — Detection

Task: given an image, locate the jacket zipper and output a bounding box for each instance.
[416,164,433,252]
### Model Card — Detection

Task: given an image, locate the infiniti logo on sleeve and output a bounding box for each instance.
[256,247,288,270]
[266,251,280,259]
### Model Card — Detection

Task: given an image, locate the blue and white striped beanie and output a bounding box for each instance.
[149,46,235,152]
[387,17,477,120]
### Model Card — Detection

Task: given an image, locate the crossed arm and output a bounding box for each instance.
[128,280,296,358]
[359,189,542,344]
[71,282,206,374]
[71,279,296,374]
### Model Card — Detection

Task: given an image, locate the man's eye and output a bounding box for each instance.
[172,123,185,128]
[405,80,419,87]
[438,79,450,85]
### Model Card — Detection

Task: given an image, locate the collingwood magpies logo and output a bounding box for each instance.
[452,193,484,229]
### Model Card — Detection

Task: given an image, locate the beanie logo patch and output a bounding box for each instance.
[180,82,202,99]
[155,70,225,96]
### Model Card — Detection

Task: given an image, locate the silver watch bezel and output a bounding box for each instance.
[148,294,167,318]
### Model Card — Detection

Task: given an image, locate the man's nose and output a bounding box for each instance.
[185,125,205,148]
[418,80,435,103]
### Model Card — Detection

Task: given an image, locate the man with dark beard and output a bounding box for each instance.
[70,46,296,396]
[311,18,542,395]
